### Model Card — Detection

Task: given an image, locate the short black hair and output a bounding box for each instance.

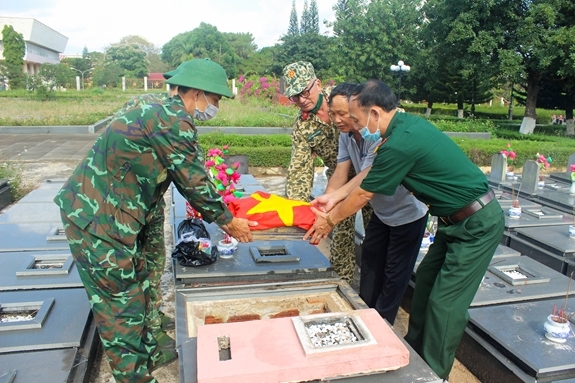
[328,82,358,105]
[350,80,397,112]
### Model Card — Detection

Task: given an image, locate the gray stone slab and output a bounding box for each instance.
[0,201,61,224]
[534,191,575,215]
[521,160,541,195]
[515,225,575,256]
[172,220,335,286]
[175,280,442,383]
[468,297,575,380]
[490,153,508,184]
[18,188,59,205]
[0,251,82,291]
[472,256,574,307]
[504,206,573,231]
[494,191,541,210]
[0,222,70,252]
[415,244,521,273]
[0,349,77,383]
[0,288,91,353]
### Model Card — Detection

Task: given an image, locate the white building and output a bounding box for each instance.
[0,16,68,75]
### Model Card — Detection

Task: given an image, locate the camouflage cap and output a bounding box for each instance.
[282,61,316,97]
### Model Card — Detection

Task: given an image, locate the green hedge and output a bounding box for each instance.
[198,132,574,168]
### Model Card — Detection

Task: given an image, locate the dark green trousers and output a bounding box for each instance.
[405,199,504,379]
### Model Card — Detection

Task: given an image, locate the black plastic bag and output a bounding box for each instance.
[171,218,219,267]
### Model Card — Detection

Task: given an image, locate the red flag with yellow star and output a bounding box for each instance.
[227,191,316,230]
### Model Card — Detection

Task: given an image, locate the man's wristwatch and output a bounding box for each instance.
[326,213,336,228]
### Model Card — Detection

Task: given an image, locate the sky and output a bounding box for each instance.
[2,0,337,56]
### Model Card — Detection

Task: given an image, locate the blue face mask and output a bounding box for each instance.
[358,112,381,142]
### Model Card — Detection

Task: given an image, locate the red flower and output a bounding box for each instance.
[301,111,309,121]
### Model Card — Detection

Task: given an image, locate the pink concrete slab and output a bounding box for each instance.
[196,308,409,383]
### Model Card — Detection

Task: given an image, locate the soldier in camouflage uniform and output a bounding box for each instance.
[282,61,366,283]
[54,58,255,383]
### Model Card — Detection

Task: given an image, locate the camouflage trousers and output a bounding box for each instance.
[61,211,161,383]
[140,198,167,338]
[330,205,373,283]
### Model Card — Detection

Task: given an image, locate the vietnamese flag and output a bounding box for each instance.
[227,191,316,230]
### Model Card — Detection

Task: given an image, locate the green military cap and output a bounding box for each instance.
[282,61,317,97]
[166,58,233,98]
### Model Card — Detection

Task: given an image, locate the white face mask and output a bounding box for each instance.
[193,92,219,121]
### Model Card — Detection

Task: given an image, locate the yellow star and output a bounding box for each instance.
[247,193,310,226]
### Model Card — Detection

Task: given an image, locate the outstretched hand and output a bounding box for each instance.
[310,193,338,213]
[303,207,334,245]
[220,217,258,242]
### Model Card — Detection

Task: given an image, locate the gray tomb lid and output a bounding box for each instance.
[472,256,575,307]
[0,251,82,291]
[0,349,77,383]
[174,280,442,383]
[16,188,59,204]
[0,288,90,353]
[468,297,575,380]
[504,205,573,230]
[172,219,335,286]
[0,201,61,224]
[514,225,575,257]
[0,222,70,252]
[534,191,575,215]
[415,244,521,273]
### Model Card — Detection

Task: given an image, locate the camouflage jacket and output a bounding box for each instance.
[54,95,233,247]
[286,87,339,201]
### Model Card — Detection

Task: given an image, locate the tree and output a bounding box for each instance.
[271,33,335,79]
[288,0,300,36]
[161,23,240,78]
[105,44,148,78]
[300,0,310,34]
[330,0,421,83]
[309,0,320,34]
[110,35,167,73]
[223,32,257,60]
[1,25,26,89]
[240,46,277,76]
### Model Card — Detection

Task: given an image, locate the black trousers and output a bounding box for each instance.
[359,212,428,325]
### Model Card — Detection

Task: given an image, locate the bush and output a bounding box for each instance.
[0,152,23,201]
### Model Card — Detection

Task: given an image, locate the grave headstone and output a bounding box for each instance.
[489,154,506,184]
[521,160,540,195]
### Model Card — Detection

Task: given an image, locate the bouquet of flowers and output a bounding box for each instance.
[535,153,552,171]
[204,145,243,204]
[185,145,243,219]
[500,143,517,166]
[570,164,575,182]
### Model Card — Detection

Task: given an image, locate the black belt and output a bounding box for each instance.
[440,189,495,226]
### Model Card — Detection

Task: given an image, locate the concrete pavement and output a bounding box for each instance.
[0,133,98,162]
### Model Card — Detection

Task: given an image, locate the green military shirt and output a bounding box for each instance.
[54,94,232,247]
[286,87,339,201]
[360,112,488,217]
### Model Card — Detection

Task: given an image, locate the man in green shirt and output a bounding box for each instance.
[55,59,255,383]
[305,80,504,380]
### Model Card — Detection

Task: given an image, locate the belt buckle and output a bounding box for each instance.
[440,216,451,226]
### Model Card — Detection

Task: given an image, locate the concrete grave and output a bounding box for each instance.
[0,201,61,224]
[502,206,574,246]
[195,309,409,383]
[0,222,70,252]
[533,191,575,215]
[463,297,575,382]
[0,288,91,353]
[0,251,82,291]
[508,225,575,275]
[172,220,336,286]
[550,153,575,184]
